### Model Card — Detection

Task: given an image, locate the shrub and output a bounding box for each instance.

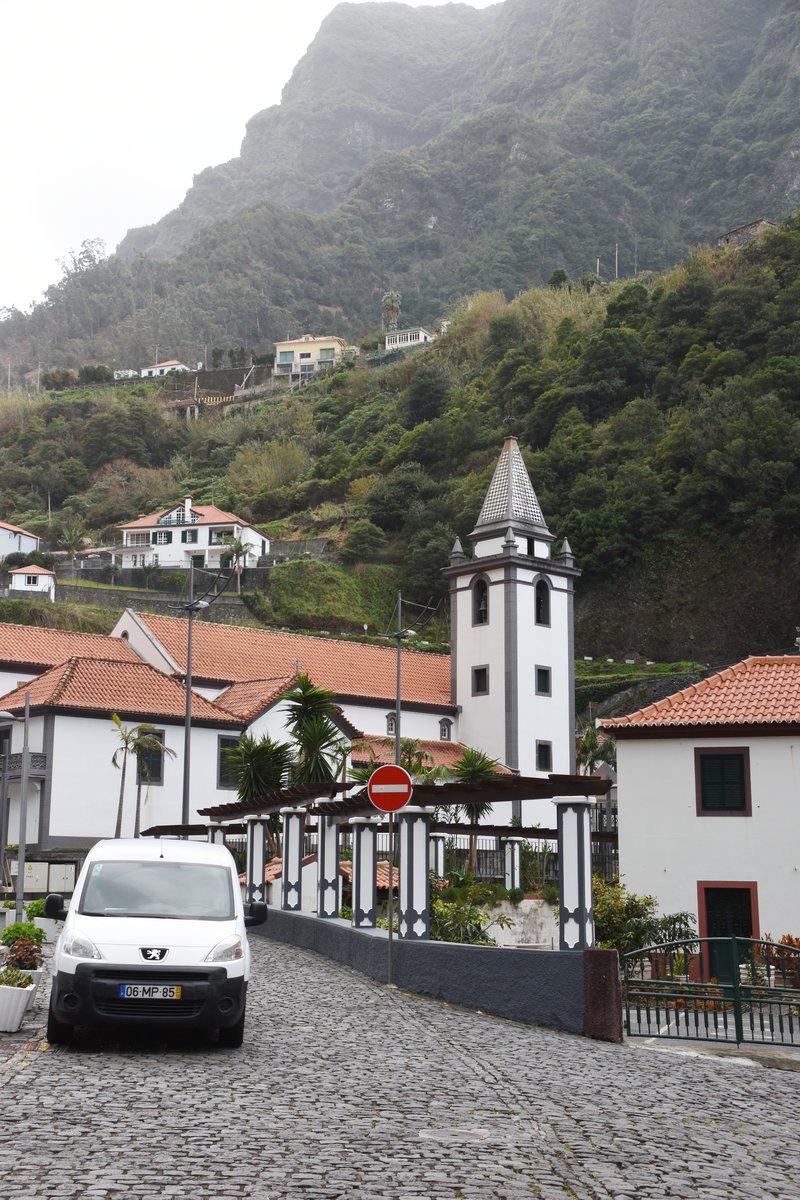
[1,921,45,948]
[0,966,32,989]
[592,875,695,957]
[5,937,43,971]
[507,887,524,906]
[23,898,46,920]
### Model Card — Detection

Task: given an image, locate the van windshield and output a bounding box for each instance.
[79,861,235,920]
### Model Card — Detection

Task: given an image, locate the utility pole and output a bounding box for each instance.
[615,243,619,280]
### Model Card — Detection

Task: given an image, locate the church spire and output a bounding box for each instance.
[472,436,548,538]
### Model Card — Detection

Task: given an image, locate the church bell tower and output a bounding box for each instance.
[445,436,579,782]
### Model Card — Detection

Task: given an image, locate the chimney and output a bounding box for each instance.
[185,496,192,523]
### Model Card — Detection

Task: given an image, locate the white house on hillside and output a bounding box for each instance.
[0,521,39,559]
[8,565,55,602]
[117,497,268,570]
[140,360,190,378]
[384,327,434,351]
[600,656,800,942]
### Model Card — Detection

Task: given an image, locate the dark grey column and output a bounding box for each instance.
[317,813,340,918]
[350,816,380,928]
[245,818,267,905]
[398,806,430,940]
[280,806,306,912]
[554,797,596,950]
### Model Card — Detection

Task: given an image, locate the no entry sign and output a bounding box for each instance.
[367,764,413,813]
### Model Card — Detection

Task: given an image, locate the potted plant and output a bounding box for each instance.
[4,936,44,1009]
[25,897,60,942]
[0,965,34,1032]
[0,900,15,929]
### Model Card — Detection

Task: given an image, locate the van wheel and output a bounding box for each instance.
[218,1008,245,1048]
[47,997,74,1046]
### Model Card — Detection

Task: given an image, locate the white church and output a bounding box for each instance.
[0,437,580,845]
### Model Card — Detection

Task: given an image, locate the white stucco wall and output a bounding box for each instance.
[617,735,800,935]
[0,529,38,559]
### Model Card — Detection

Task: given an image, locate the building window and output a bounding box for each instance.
[319,348,335,361]
[299,352,311,360]
[386,713,396,736]
[181,529,198,544]
[439,719,452,741]
[695,749,751,815]
[137,731,166,786]
[535,666,551,696]
[536,741,553,772]
[526,538,536,557]
[472,666,489,695]
[473,578,488,625]
[535,579,551,626]
[218,736,239,790]
[25,575,37,586]
[128,533,149,547]
[152,530,172,545]
[278,351,294,363]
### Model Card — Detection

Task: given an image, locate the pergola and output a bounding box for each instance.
[179,773,612,948]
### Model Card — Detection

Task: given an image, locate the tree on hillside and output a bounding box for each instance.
[221,534,253,594]
[382,290,402,332]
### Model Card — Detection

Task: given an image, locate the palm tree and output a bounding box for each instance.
[381,290,402,332]
[133,736,176,837]
[576,721,616,774]
[59,520,86,568]
[110,714,174,839]
[282,675,348,784]
[222,733,294,854]
[221,534,253,595]
[451,747,500,874]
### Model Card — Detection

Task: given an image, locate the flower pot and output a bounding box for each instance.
[0,984,35,1032]
[34,917,60,943]
[23,968,43,1011]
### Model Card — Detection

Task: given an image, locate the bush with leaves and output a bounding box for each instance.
[0,966,33,989]
[592,875,695,958]
[1,921,45,948]
[5,937,44,971]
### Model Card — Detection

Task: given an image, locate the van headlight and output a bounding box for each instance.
[62,932,102,960]
[205,935,243,962]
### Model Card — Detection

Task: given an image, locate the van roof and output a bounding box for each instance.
[85,838,235,867]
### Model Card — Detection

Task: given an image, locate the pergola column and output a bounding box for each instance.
[553,797,596,950]
[207,823,226,845]
[281,806,306,912]
[350,816,381,928]
[245,818,268,905]
[499,836,524,891]
[317,813,340,918]
[430,832,446,879]
[398,806,430,940]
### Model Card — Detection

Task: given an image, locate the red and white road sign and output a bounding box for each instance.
[367,764,413,813]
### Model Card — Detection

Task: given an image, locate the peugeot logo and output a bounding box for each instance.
[140,947,168,961]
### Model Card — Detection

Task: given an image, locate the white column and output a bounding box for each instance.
[398,806,430,940]
[245,818,267,905]
[553,797,596,950]
[317,814,340,919]
[280,806,306,912]
[430,833,446,879]
[207,824,226,845]
[350,816,380,928]
[499,837,524,891]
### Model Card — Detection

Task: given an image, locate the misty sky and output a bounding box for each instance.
[0,0,496,314]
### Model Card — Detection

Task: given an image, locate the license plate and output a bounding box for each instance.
[118,984,182,1000]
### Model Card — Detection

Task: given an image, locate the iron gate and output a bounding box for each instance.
[623,937,800,1046]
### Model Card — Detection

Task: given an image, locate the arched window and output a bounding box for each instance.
[535,579,551,626]
[386,713,396,736]
[439,719,453,742]
[473,578,489,625]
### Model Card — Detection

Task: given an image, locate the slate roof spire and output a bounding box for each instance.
[472,436,548,536]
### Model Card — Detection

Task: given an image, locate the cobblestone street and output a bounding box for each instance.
[0,935,797,1199]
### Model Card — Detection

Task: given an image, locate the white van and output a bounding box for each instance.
[45,838,266,1047]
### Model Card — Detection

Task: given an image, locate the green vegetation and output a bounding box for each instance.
[593,876,696,958]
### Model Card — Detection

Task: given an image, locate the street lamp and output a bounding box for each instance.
[0,691,31,922]
[181,562,209,829]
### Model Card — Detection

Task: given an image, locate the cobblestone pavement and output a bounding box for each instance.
[0,935,798,1199]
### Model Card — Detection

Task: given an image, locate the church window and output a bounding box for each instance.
[536,666,551,696]
[535,579,550,626]
[473,578,489,625]
[386,713,396,736]
[536,741,553,772]
[472,666,489,695]
[439,719,452,741]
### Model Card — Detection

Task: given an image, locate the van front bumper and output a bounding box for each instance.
[50,964,246,1030]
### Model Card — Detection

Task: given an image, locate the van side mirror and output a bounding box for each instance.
[244,901,267,927]
[44,893,69,921]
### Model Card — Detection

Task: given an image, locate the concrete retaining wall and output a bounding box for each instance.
[254,909,622,1041]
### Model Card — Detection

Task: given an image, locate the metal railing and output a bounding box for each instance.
[624,937,800,1045]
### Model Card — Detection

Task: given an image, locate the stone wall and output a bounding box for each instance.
[56,582,251,623]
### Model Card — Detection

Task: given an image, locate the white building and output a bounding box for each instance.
[0,521,39,560]
[384,327,434,351]
[117,497,268,570]
[140,360,190,378]
[600,655,800,940]
[8,565,55,602]
[272,334,355,382]
[0,657,244,849]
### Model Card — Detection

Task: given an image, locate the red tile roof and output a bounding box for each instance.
[0,623,139,670]
[132,612,452,707]
[9,565,54,576]
[0,657,242,726]
[352,736,472,771]
[212,676,295,722]
[0,521,38,539]
[254,857,399,891]
[601,656,800,733]
[118,504,247,530]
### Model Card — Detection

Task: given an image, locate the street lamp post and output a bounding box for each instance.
[181,563,209,830]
